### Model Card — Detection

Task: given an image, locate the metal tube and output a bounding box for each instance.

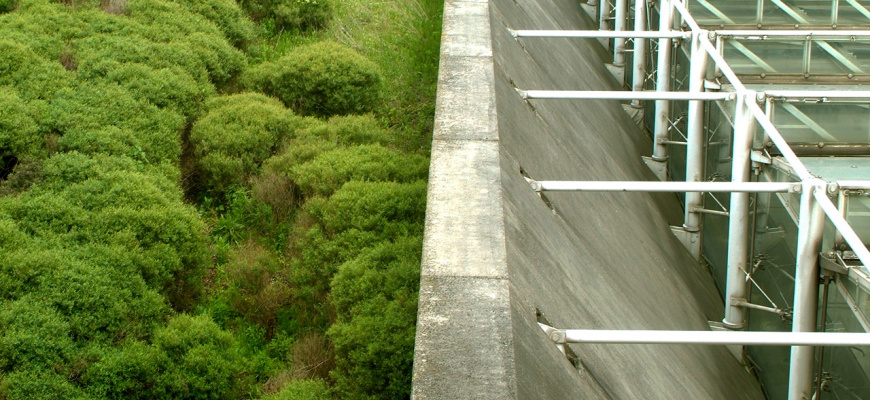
[717,30,870,37]
[835,181,870,189]
[652,0,675,162]
[613,0,628,67]
[631,0,648,107]
[517,90,734,101]
[553,329,870,346]
[788,181,827,400]
[762,90,870,99]
[683,31,709,233]
[509,30,689,39]
[814,276,832,400]
[530,180,795,193]
[723,93,758,330]
[835,191,847,248]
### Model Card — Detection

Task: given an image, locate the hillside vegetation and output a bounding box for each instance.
[0,0,441,397]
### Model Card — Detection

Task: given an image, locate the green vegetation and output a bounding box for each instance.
[0,0,441,397]
[243,41,381,117]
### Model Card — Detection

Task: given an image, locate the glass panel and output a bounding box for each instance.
[688,0,760,26]
[820,279,870,398]
[849,194,870,246]
[723,40,806,75]
[772,103,870,143]
[810,40,870,75]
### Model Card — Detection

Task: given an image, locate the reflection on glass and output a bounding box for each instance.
[687,0,870,27]
[724,41,806,75]
[772,102,870,143]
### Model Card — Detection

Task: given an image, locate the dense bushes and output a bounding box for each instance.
[0,0,440,397]
[243,41,381,117]
[190,93,300,193]
[238,0,330,31]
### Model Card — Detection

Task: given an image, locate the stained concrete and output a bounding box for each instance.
[412,0,768,398]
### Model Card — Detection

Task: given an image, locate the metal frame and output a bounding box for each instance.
[510,1,870,398]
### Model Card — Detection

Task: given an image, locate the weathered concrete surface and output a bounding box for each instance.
[413,0,768,398]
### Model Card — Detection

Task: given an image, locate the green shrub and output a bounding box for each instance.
[0,87,42,158]
[273,0,331,31]
[0,40,71,101]
[327,239,421,399]
[51,82,185,164]
[83,340,167,399]
[173,0,256,47]
[85,314,254,399]
[151,314,252,399]
[327,297,416,400]
[264,379,331,400]
[238,0,330,31]
[191,93,300,193]
[0,0,16,12]
[100,62,210,119]
[288,144,429,197]
[0,297,74,371]
[0,367,91,400]
[329,237,421,317]
[243,41,381,117]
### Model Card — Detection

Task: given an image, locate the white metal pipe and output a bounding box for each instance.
[613,0,629,67]
[652,0,675,162]
[631,0,648,107]
[723,93,758,330]
[517,90,734,101]
[836,181,870,189]
[763,90,870,99]
[529,180,796,193]
[509,29,689,39]
[815,190,870,273]
[788,181,827,400]
[718,30,870,38]
[683,31,710,233]
[554,329,870,346]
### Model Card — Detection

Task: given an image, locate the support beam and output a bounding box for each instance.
[682,31,710,257]
[723,92,758,330]
[517,89,734,101]
[787,181,827,400]
[540,327,870,346]
[528,180,796,193]
[613,0,628,69]
[509,29,689,39]
[652,0,675,163]
[631,0,648,109]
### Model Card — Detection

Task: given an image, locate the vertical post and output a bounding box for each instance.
[723,92,758,330]
[600,0,613,35]
[834,190,846,248]
[787,181,826,400]
[613,0,629,67]
[683,31,709,238]
[756,0,765,26]
[631,0,648,107]
[832,0,840,26]
[652,0,675,162]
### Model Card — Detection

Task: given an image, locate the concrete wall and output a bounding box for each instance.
[413,0,767,398]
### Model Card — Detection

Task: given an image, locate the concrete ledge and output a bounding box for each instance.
[412,0,514,398]
[412,276,514,398]
[422,140,506,278]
